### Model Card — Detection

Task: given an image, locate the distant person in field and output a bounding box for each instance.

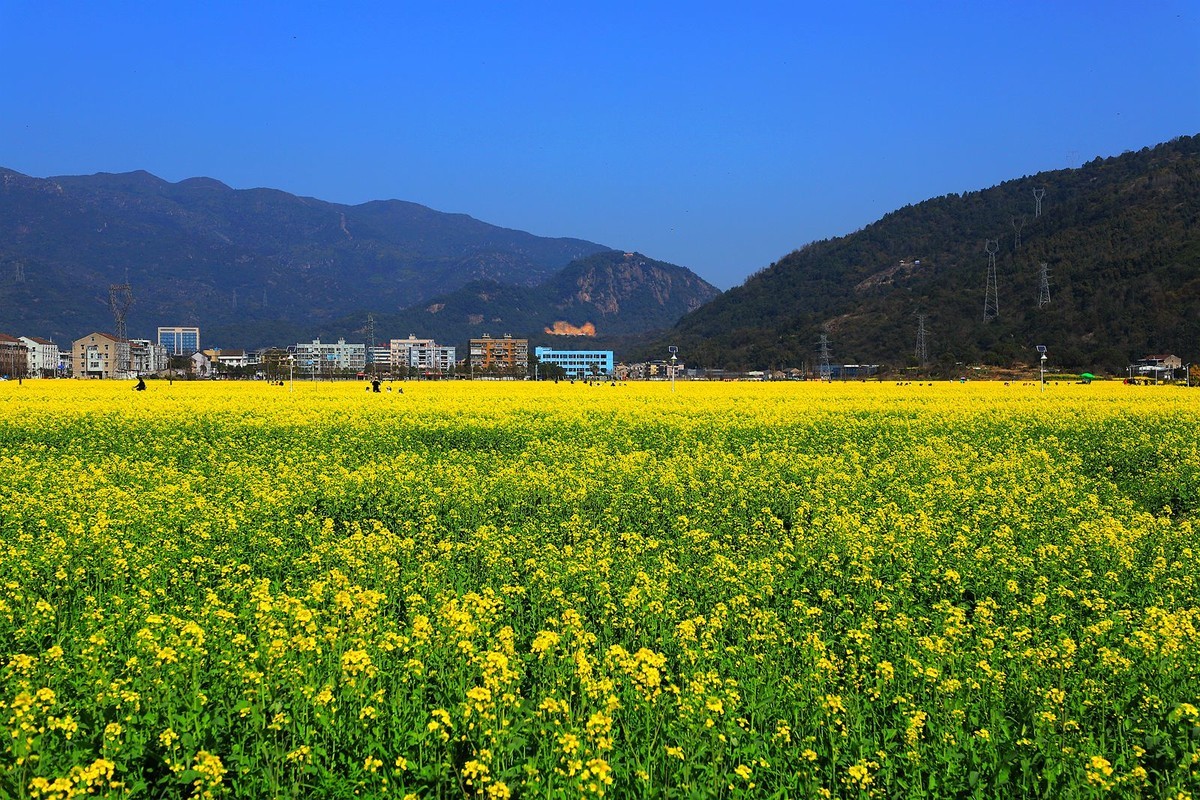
[134,376,146,391]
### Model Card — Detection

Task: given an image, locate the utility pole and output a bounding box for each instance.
[1011,216,1026,250]
[983,240,999,322]
[365,313,376,377]
[817,333,832,381]
[109,281,134,378]
[915,315,929,367]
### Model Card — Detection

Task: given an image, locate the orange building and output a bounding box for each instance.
[469,334,528,374]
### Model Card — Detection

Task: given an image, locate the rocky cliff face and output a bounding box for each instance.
[359,251,722,347]
[548,251,721,329]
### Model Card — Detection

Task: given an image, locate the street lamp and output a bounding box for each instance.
[1036,345,1047,392]
[288,355,294,393]
[668,346,678,393]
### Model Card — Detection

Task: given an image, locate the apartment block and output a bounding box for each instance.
[73,332,125,379]
[389,335,436,371]
[19,336,60,377]
[408,344,457,373]
[129,339,169,375]
[294,338,366,375]
[158,326,200,356]
[469,334,528,373]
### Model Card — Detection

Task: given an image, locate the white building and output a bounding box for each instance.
[19,336,60,377]
[408,344,457,374]
[390,335,456,374]
[129,339,169,376]
[1134,354,1183,381]
[190,351,213,378]
[389,335,436,372]
[211,349,250,371]
[367,344,390,373]
[294,338,366,376]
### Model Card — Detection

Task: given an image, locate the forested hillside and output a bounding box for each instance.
[0,169,623,346]
[659,135,1200,372]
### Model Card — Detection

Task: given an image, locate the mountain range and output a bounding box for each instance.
[4,134,1197,372]
[0,168,719,348]
[652,134,1199,372]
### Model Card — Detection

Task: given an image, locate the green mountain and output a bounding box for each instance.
[0,169,714,347]
[656,135,1200,373]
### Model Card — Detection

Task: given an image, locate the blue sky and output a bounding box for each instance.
[2,1,1197,289]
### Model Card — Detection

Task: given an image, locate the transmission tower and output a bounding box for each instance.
[109,281,134,377]
[1033,187,1045,218]
[365,313,377,376]
[983,239,1000,321]
[1037,262,1051,307]
[13,261,25,284]
[915,314,929,366]
[817,333,833,381]
[1011,215,1026,250]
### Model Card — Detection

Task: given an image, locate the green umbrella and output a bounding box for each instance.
[1080,372,1096,381]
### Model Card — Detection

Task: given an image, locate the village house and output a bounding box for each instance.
[19,336,61,377]
[0,333,29,378]
[72,332,127,379]
[1134,354,1183,380]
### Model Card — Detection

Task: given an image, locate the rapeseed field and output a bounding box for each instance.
[1,379,1197,798]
